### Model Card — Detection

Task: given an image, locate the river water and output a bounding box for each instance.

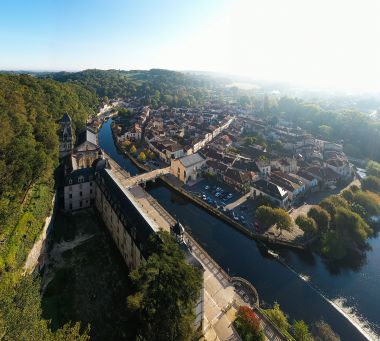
[98,119,380,341]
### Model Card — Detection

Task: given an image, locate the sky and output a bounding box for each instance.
[1,0,379,91]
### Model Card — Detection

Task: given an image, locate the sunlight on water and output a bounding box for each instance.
[329,297,378,341]
[298,273,311,282]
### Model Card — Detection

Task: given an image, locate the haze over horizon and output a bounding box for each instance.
[1,0,379,92]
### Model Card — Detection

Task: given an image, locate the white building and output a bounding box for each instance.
[170,153,206,184]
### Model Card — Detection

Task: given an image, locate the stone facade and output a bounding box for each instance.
[59,112,73,159]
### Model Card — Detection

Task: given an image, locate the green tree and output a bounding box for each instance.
[320,230,347,260]
[361,175,380,193]
[0,275,89,341]
[129,145,137,154]
[307,206,330,231]
[127,232,202,341]
[255,205,275,229]
[138,151,146,162]
[264,303,290,333]
[367,160,380,178]
[352,191,380,216]
[293,320,313,341]
[341,189,354,202]
[319,195,348,221]
[273,208,292,235]
[334,207,372,249]
[296,215,317,236]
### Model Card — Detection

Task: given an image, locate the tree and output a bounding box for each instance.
[127,232,202,341]
[307,206,330,231]
[0,275,90,341]
[341,189,354,202]
[293,320,313,341]
[352,191,380,216]
[334,207,372,249]
[273,208,292,235]
[367,160,380,178]
[319,195,348,221]
[296,215,317,236]
[312,320,340,341]
[255,205,276,229]
[264,303,290,333]
[123,139,131,148]
[321,230,347,260]
[235,306,264,341]
[318,125,333,139]
[138,151,146,162]
[361,175,380,193]
[129,145,137,154]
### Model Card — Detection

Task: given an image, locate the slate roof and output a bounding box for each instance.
[96,168,158,258]
[65,167,93,186]
[179,153,205,167]
[75,128,98,150]
[252,179,288,200]
[60,112,72,123]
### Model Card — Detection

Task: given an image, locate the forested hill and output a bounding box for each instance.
[43,69,219,107]
[0,74,97,339]
[0,74,98,206]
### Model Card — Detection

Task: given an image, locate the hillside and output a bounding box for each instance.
[43,68,221,107]
[0,73,98,340]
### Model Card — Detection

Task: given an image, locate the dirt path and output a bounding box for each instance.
[41,233,95,292]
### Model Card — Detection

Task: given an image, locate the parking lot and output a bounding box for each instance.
[185,178,262,233]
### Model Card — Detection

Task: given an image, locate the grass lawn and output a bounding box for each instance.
[42,208,137,340]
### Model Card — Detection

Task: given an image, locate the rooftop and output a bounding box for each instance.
[178,153,205,167]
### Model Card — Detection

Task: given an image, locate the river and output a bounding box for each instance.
[98,119,380,341]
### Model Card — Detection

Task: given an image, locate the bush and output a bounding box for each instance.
[292,320,313,341]
[264,303,290,334]
[235,306,264,341]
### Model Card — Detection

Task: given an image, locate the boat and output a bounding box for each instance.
[267,249,279,259]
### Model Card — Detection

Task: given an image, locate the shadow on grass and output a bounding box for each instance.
[42,208,137,340]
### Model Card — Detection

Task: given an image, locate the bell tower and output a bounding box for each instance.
[59,112,73,159]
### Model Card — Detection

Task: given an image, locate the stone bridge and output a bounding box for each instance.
[119,166,170,188]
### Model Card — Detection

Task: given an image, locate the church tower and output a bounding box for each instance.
[59,112,73,159]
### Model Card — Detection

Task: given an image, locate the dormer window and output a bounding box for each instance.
[68,179,73,185]
[78,176,84,183]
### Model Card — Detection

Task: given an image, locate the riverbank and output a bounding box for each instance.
[99,117,378,341]
[112,132,306,250]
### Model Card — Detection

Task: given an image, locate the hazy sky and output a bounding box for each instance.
[1,0,379,91]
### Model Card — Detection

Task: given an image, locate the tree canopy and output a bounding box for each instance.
[127,232,202,341]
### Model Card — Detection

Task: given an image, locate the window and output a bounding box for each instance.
[68,179,73,185]
[80,191,83,196]
[69,194,72,199]
[90,181,93,187]
[90,189,93,194]
[80,201,82,207]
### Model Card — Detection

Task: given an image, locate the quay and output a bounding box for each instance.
[113,136,305,251]
[101,151,286,340]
